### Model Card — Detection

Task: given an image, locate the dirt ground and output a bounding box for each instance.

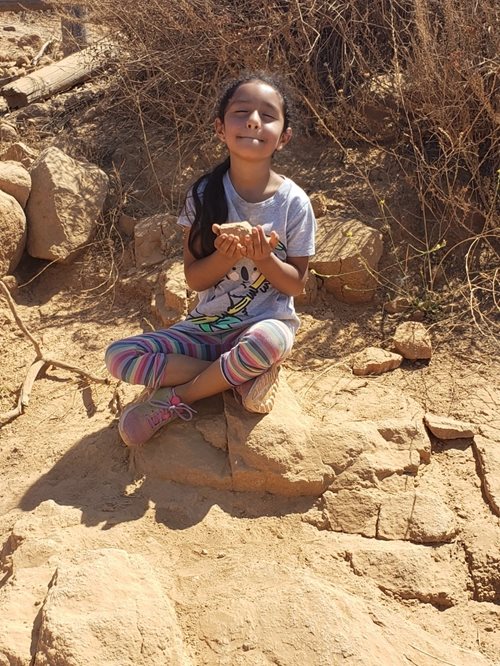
[1,9,500,666]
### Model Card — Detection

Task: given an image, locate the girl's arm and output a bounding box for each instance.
[255,253,309,297]
[183,229,244,291]
[244,226,309,296]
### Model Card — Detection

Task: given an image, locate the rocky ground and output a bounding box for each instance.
[0,9,499,666]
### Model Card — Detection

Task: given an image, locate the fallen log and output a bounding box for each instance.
[0,1,51,9]
[0,40,117,109]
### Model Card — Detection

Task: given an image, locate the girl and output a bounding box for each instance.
[105,72,316,448]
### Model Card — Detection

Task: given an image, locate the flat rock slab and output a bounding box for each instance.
[342,538,470,607]
[377,490,458,543]
[188,559,488,666]
[323,488,457,544]
[424,413,475,439]
[350,346,403,376]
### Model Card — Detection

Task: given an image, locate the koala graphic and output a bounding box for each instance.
[226,258,260,286]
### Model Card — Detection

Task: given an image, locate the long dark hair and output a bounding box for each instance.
[186,72,293,259]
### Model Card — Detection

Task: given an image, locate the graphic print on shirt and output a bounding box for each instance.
[186,244,285,332]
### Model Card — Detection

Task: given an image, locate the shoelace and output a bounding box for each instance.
[149,393,196,422]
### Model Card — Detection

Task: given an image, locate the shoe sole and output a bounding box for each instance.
[241,365,281,414]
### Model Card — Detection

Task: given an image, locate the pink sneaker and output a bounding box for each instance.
[118,387,196,448]
[235,365,281,414]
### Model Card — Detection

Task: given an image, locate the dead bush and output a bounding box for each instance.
[77,0,498,333]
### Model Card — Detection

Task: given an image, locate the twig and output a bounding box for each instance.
[32,37,54,66]
[408,644,459,665]
[0,279,109,424]
[0,359,46,421]
[0,280,42,356]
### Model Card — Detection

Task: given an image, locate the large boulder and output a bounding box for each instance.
[25,147,108,261]
[34,549,191,666]
[0,189,26,276]
[130,373,432,501]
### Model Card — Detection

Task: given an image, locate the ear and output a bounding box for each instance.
[275,127,293,152]
[214,117,226,143]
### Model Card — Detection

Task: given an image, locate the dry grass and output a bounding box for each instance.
[67,0,498,333]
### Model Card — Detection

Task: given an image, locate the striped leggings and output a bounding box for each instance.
[104,319,294,389]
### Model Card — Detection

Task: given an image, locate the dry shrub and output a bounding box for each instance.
[79,0,498,332]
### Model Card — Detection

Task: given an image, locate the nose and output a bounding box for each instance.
[246,110,261,130]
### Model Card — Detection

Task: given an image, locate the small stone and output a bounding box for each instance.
[117,213,137,236]
[200,548,208,555]
[0,122,18,142]
[424,413,475,440]
[393,321,432,360]
[1,274,17,292]
[310,192,328,217]
[384,297,410,314]
[409,310,425,322]
[351,347,403,376]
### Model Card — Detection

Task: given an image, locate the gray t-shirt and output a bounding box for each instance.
[178,171,316,334]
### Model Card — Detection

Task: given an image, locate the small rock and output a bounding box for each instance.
[118,212,137,236]
[1,274,17,292]
[0,141,38,168]
[384,296,410,314]
[393,321,432,360]
[409,309,425,322]
[351,347,403,376]
[0,122,18,142]
[15,55,30,68]
[0,160,31,207]
[424,413,475,440]
[3,26,16,32]
[310,192,328,217]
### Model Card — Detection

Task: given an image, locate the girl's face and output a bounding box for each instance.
[215,80,292,161]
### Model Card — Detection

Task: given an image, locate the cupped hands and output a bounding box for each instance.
[212,224,279,262]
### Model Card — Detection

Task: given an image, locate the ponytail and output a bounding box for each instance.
[187,157,230,259]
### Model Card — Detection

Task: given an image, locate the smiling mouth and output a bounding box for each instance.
[238,136,264,142]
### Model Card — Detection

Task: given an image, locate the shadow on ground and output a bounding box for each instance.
[18,417,318,531]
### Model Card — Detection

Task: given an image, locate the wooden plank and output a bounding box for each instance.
[0,40,116,108]
[0,1,52,10]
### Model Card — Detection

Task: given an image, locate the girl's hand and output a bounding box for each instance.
[212,224,245,260]
[242,225,279,262]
